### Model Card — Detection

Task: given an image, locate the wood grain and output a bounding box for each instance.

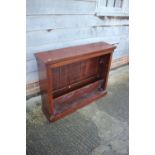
[35,42,116,121]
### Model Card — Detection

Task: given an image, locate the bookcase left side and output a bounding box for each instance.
[36,59,53,118]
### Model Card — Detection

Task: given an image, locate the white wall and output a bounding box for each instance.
[26,0,129,84]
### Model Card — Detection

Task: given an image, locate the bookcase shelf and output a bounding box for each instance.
[35,42,116,122]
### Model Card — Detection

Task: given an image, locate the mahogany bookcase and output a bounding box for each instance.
[35,42,116,122]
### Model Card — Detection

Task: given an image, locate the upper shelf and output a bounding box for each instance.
[35,42,116,64]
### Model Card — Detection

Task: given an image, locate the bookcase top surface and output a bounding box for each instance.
[35,42,116,64]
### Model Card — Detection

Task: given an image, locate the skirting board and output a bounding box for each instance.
[26,56,129,99]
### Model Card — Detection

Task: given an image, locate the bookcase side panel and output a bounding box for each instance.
[37,60,51,114]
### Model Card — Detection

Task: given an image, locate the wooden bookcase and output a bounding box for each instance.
[35,42,116,122]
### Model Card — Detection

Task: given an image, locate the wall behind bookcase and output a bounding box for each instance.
[26,0,129,84]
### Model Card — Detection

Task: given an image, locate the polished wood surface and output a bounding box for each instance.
[35,42,116,122]
[35,42,116,64]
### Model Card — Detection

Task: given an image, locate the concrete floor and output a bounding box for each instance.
[26,65,129,155]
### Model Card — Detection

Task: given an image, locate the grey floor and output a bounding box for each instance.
[26,65,129,155]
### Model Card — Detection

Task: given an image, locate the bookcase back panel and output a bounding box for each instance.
[52,54,110,98]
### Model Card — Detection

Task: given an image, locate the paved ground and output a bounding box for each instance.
[26,65,129,155]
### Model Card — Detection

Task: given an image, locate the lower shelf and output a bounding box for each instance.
[42,80,107,122]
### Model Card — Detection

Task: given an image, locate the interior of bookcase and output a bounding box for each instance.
[51,54,110,114]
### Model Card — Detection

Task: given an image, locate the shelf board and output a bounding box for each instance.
[49,80,107,122]
[50,90,107,122]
